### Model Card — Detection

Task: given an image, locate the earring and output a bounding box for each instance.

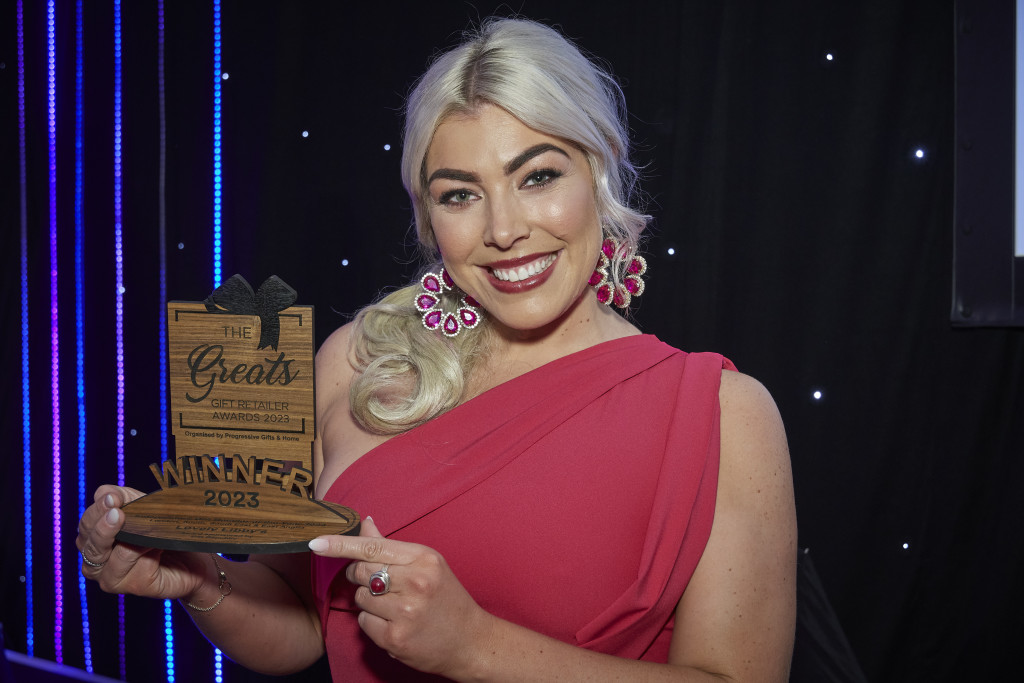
[589,237,647,309]
[415,267,482,337]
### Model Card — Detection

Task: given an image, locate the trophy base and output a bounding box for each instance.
[116,483,360,554]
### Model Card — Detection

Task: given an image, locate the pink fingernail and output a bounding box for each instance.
[104,494,116,508]
[106,508,119,525]
[308,538,328,553]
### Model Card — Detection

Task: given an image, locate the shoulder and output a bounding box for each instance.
[716,370,792,509]
[669,369,796,678]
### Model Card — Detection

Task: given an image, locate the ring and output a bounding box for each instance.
[81,553,104,569]
[368,565,390,596]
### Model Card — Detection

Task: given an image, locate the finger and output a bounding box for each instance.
[78,505,124,571]
[359,516,384,539]
[92,484,144,507]
[308,532,417,566]
[345,557,393,587]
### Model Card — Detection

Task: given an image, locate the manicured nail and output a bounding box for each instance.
[105,494,116,508]
[308,538,328,553]
[106,508,119,525]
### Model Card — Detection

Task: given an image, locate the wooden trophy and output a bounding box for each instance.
[116,275,359,553]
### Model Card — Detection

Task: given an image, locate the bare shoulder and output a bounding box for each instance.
[717,370,790,475]
[669,369,796,680]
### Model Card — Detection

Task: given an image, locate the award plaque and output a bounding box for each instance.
[116,275,360,553]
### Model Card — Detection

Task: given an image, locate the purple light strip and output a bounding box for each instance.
[47,0,64,664]
[113,0,127,676]
[74,0,94,671]
[157,1,176,679]
[16,0,35,657]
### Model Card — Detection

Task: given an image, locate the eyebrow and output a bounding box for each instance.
[426,143,570,186]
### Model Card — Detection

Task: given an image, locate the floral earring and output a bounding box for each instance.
[416,267,483,337]
[588,237,647,309]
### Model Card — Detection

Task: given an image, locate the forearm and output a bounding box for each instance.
[180,553,324,675]
[453,616,729,683]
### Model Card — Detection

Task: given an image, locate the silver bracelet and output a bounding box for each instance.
[186,554,232,613]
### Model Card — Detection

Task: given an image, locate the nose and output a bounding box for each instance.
[483,193,529,250]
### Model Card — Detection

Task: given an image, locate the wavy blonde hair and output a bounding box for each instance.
[349,18,648,434]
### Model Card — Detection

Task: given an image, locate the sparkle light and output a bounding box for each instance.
[302,130,309,138]
[902,542,910,550]
[47,0,64,663]
[341,258,349,266]
[16,0,35,656]
[812,390,823,400]
[384,143,391,151]
[667,247,676,256]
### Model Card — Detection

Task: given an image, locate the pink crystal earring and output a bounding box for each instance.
[416,267,483,337]
[588,237,647,309]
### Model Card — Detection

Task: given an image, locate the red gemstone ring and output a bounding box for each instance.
[369,565,391,596]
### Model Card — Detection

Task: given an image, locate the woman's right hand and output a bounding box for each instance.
[76,485,211,601]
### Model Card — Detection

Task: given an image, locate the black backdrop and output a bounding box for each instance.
[3,1,1023,681]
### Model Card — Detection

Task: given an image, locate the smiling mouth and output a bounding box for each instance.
[488,253,558,282]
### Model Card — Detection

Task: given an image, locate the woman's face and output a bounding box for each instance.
[423,103,603,336]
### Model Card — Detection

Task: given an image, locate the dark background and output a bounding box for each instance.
[3,1,1023,681]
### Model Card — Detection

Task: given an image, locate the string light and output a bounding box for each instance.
[16,0,35,657]
[157,1,176,677]
[213,4,226,679]
[113,0,128,676]
[47,0,64,663]
[74,0,94,671]
[212,0,223,288]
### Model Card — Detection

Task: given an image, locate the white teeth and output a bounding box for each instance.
[490,254,556,282]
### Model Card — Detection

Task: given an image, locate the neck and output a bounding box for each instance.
[468,293,639,396]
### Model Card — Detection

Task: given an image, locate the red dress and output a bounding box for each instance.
[312,335,734,681]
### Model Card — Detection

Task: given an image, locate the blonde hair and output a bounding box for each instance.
[349,18,647,434]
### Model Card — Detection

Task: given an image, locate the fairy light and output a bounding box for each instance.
[155,1,176,678]
[16,0,35,656]
[112,0,128,676]
[74,0,94,671]
[212,0,223,289]
[213,3,225,678]
[47,0,65,663]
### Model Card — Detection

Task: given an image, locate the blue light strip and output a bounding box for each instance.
[213,3,224,677]
[74,0,94,671]
[212,0,223,289]
[47,0,64,663]
[16,0,34,657]
[113,0,127,677]
[157,1,176,679]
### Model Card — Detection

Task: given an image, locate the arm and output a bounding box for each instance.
[310,370,797,682]
[77,487,325,675]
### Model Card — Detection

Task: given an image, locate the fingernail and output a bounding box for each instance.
[365,515,373,522]
[106,508,119,525]
[308,538,328,553]
[104,494,116,508]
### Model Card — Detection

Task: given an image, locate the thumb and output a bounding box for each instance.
[359,515,384,539]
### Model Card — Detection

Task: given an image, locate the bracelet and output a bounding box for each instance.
[186,554,232,613]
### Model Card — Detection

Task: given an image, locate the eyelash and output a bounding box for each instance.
[435,168,563,207]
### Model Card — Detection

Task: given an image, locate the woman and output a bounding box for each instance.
[77,18,796,681]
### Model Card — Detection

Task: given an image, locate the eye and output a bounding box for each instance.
[522,169,561,188]
[437,188,477,206]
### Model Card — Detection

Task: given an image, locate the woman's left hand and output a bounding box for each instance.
[308,517,494,678]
